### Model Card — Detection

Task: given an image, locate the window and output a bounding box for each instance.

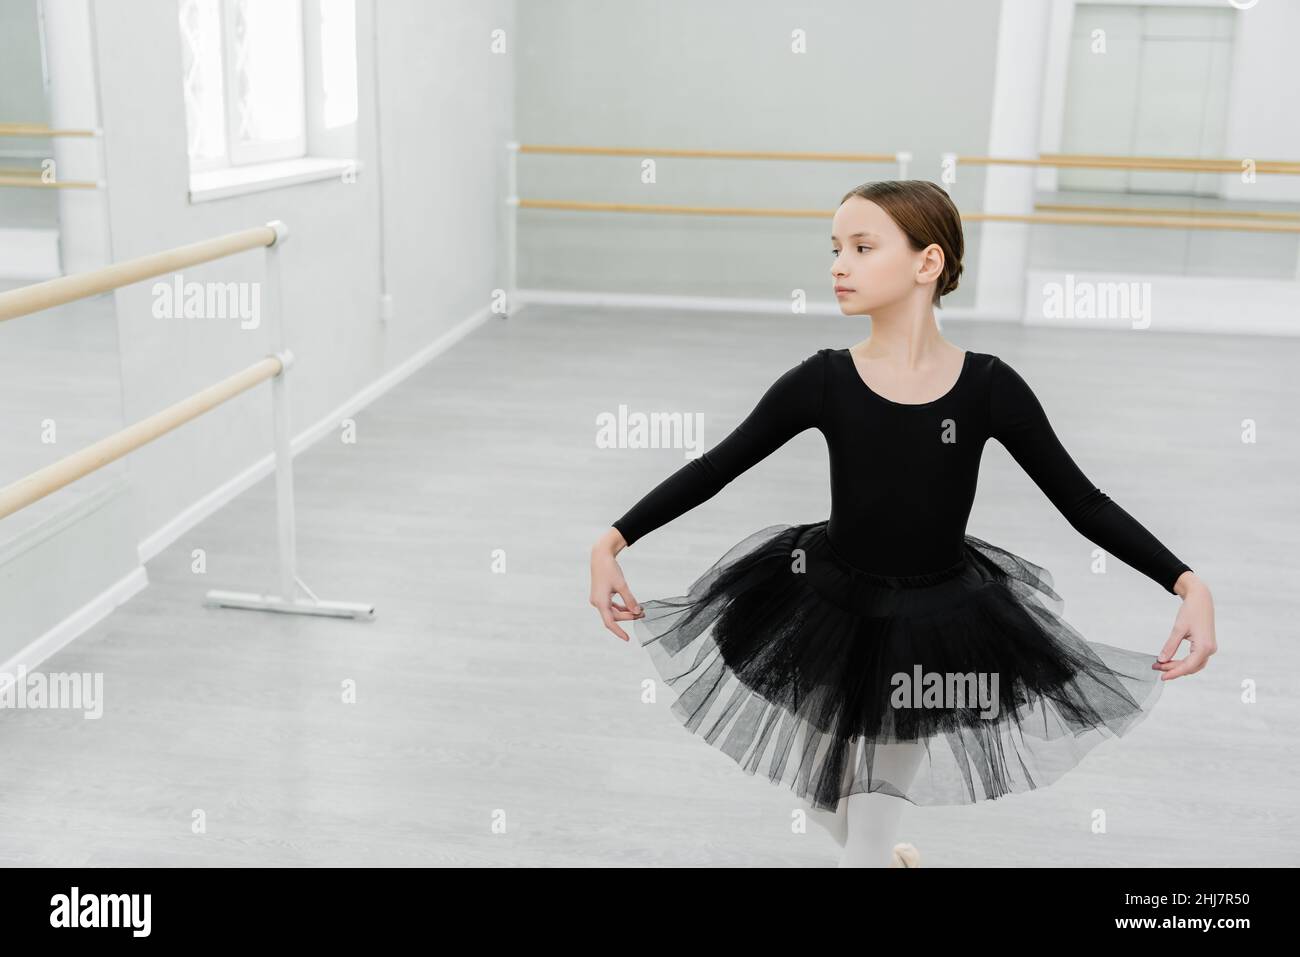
[178,0,358,197]
[180,0,306,170]
[319,0,358,131]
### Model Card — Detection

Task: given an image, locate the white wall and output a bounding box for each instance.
[1220,0,1300,203]
[1038,0,1300,203]
[94,0,514,546]
[513,0,1003,310]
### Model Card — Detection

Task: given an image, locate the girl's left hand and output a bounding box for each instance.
[1153,573,1216,680]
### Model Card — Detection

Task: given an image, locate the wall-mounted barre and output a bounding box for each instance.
[0,123,100,138]
[960,152,1300,175]
[0,222,375,622]
[0,123,108,192]
[1036,202,1300,222]
[0,175,102,189]
[514,143,1300,174]
[512,197,1300,233]
[501,141,1300,312]
[501,141,914,315]
[518,143,904,164]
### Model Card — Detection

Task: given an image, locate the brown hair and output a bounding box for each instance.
[838,180,964,306]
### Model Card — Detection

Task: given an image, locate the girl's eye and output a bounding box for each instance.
[830,245,870,257]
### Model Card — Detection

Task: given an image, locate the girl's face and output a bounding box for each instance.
[830,196,937,314]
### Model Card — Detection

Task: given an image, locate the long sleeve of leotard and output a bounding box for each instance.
[989,356,1192,595]
[611,351,825,548]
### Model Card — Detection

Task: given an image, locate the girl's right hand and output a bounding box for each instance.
[590,528,643,642]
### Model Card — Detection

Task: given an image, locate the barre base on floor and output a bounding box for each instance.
[203,588,376,621]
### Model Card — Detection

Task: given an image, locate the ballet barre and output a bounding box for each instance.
[502,141,916,315]
[0,123,106,190]
[512,196,1300,233]
[516,143,905,164]
[0,221,375,622]
[0,175,101,189]
[959,152,1300,175]
[502,141,1300,310]
[1035,202,1300,222]
[0,123,100,138]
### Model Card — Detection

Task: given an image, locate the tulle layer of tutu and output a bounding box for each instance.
[632,521,1165,811]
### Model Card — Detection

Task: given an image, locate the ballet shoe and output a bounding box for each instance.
[889,842,921,868]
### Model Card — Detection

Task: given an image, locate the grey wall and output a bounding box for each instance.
[513,0,1001,306]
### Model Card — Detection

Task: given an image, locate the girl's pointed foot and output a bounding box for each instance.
[889,842,921,868]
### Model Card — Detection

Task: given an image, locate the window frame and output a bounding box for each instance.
[183,0,308,172]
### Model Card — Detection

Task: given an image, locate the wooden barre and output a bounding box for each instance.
[0,355,284,521]
[516,143,1299,173]
[972,210,1300,233]
[518,198,831,217]
[519,144,899,163]
[1044,150,1300,173]
[0,123,97,138]
[0,224,279,323]
[0,175,99,189]
[516,198,1300,232]
[1036,201,1300,222]
[962,153,1300,174]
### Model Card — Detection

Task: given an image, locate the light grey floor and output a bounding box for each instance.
[1,303,1296,866]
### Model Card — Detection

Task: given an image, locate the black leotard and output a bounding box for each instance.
[611,348,1192,595]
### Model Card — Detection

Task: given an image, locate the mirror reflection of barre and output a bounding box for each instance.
[0,123,105,190]
[0,220,375,621]
[501,144,1300,304]
[504,144,1300,231]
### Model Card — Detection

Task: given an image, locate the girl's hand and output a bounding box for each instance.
[590,528,644,642]
[1153,572,1216,680]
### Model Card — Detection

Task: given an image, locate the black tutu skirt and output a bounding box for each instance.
[632,520,1164,815]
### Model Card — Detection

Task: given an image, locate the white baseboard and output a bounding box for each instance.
[0,565,148,687]
[1023,270,1300,335]
[138,304,497,563]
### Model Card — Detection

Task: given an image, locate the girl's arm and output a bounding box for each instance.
[988,356,1193,595]
[611,350,826,548]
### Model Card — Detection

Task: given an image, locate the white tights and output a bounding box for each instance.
[836,739,928,868]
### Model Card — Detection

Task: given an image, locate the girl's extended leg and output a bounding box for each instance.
[837,739,927,868]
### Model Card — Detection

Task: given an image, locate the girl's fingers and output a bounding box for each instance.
[615,584,642,617]
[611,597,645,617]
[1160,651,1206,680]
[1157,624,1186,664]
[596,600,630,641]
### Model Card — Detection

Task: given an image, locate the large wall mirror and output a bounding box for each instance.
[0,0,126,551]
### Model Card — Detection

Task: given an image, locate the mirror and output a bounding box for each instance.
[0,0,126,548]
